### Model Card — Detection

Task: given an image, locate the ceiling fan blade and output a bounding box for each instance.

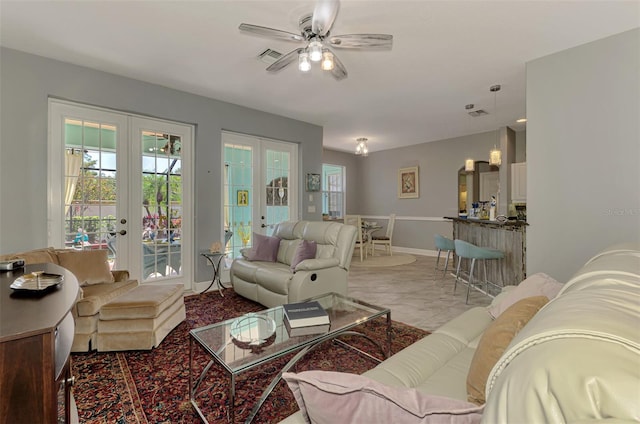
[312,0,340,36]
[329,34,393,49]
[266,48,304,72]
[327,48,348,81]
[239,23,304,42]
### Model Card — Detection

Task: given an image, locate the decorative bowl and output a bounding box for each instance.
[230,313,276,352]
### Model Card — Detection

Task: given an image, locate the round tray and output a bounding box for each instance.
[230,314,276,351]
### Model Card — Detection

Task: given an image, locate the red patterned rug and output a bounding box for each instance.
[71,290,429,423]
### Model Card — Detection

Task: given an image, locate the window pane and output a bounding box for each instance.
[321,164,345,219]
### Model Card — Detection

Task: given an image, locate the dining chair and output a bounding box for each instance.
[344,215,368,262]
[370,214,396,256]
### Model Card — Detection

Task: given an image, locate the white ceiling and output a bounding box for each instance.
[1,1,638,153]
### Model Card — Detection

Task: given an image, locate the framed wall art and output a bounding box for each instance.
[237,190,249,206]
[398,166,419,199]
[306,173,321,192]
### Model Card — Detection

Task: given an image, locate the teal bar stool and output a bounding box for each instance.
[454,239,504,304]
[434,235,456,277]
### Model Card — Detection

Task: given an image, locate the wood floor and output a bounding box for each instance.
[348,254,492,332]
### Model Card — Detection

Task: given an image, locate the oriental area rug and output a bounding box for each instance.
[71,290,428,423]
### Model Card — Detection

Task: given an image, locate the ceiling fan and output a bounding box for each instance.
[239,0,393,80]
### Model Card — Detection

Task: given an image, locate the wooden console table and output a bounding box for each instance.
[0,263,80,423]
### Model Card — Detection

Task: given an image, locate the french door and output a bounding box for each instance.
[222,131,298,259]
[48,100,193,287]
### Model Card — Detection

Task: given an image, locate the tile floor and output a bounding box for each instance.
[348,254,493,332]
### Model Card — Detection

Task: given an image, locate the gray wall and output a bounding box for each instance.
[515,131,527,163]
[326,130,526,252]
[527,28,640,282]
[0,47,323,282]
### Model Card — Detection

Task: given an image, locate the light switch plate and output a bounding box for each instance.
[308,205,316,213]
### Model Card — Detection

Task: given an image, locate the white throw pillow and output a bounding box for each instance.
[488,272,562,319]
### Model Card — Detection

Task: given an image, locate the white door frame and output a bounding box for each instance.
[48,99,194,288]
[221,131,298,249]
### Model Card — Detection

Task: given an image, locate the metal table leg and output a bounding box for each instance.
[200,253,228,296]
[245,329,390,424]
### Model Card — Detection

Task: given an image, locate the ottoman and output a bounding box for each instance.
[96,283,186,352]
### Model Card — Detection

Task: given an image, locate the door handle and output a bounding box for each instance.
[119,230,127,236]
[261,224,266,228]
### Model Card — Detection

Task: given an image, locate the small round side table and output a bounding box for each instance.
[200,252,228,296]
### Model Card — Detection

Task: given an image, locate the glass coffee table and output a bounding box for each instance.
[189,292,391,423]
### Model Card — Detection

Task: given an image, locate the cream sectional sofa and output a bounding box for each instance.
[231,220,357,308]
[280,243,640,423]
[0,247,138,352]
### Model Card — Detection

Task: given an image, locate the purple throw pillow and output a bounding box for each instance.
[245,233,281,262]
[290,240,317,271]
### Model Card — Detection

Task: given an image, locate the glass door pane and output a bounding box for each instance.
[224,138,255,259]
[132,116,192,286]
[263,146,292,233]
[63,119,118,267]
[141,131,183,280]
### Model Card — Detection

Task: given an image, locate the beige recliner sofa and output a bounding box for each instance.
[280,242,640,423]
[230,220,357,308]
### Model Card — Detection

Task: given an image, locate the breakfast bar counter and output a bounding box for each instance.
[445,217,527,286]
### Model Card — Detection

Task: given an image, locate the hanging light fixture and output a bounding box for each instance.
[489,84,502,166]
[489,148,502,166]
[355,137,369,157]
[298,51,311,72]
[321,50,334,71]
[465,159,475,172]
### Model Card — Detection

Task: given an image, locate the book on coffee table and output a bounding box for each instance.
[284,317,330,337]
[282,300,330,328]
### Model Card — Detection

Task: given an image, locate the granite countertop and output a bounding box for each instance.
[444,216,528,227]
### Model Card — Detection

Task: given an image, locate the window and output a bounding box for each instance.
[321,164,345,219]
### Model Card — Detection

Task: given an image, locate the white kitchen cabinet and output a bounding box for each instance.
[511,162,527,203]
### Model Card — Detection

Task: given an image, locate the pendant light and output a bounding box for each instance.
[489,84,502,166]
[465,159,475,172]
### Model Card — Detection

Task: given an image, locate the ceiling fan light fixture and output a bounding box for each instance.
[298,51,311,72]
[321,51,334,70]
[308,39,323,62]
[239,0,393,81]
